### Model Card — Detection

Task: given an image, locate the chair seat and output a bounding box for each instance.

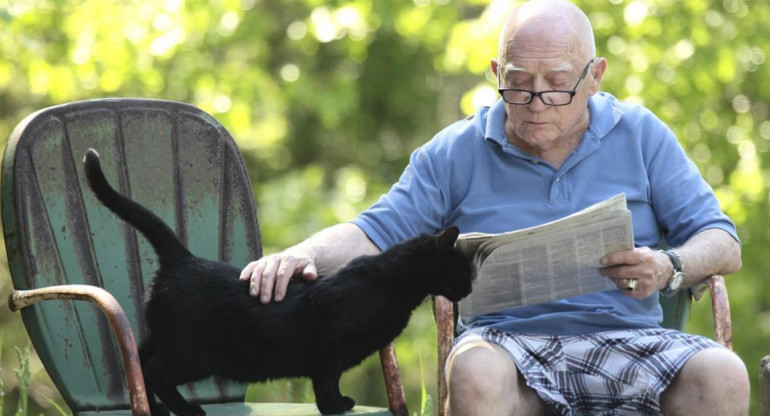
[79,403,393,416]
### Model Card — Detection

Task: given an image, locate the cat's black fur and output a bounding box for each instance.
[82,149,472,416]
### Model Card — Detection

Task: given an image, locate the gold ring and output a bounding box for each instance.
[622,278,638,291]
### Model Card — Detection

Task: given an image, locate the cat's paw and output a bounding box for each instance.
[168,404,205,416]
[189,405,206,416]
[317,398,351,415]
[149,402,170,416]
[343,396,355,410]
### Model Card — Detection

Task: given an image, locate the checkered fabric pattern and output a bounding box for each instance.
[454,327,723,415]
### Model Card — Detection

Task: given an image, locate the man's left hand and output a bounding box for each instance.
[600,247,672,299]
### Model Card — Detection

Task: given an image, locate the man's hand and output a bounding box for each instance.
[239,223,381,304]
[239,251,318,304]
[599,247,672,299]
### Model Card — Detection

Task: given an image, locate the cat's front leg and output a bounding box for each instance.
[143,356,206,416]
[141,345,172,416]
[147,396,170,416]
[311,371,355,415]
[152,386,205,416]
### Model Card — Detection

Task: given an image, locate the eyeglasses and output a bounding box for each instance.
[497,58,597,106]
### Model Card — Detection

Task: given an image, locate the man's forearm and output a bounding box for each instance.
[295,222,382,275]
[674,228,741,287]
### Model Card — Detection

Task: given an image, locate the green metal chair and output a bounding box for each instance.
[434,276,733,416]
[3,99,407,416]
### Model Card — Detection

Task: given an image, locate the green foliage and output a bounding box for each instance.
[0,334,62,416]
[0,336,29,416]
[1,0,769,415]
[415,356,433,416]
[12,347,30,416]
[36,396,67,416]
[0,331,4,415]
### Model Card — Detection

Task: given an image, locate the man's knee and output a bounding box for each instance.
[445,340,549,416]
[445,341,519,415]
[662,347,749,415]
[682,348,749,391]
[446,341,518,393]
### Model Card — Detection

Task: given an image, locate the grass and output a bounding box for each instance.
[13,346,30,416]
[415,356,433,416]
[0,330,68,416]
[1,330,5,415]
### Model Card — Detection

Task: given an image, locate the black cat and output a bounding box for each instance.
[83,149,472,416]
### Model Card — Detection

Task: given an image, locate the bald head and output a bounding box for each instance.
[498,0,595,65]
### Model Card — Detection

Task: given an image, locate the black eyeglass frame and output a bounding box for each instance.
[497,58,597,106]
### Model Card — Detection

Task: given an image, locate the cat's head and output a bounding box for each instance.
[416,227,472,302]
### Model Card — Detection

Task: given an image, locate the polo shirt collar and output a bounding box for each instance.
[485,99,509,147]
[587,92,624,139]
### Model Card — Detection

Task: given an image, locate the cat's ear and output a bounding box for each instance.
[438,226,460,247]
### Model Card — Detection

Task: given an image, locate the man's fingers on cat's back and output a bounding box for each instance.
[238,262,253,280]
[260,260,282,303]
[239,260,268,297]
[302,263,318,280]
[273,258,302,302]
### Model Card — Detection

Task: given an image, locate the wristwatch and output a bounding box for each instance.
[659,249,685,296]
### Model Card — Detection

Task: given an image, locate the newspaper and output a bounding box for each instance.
[456,193,634,317]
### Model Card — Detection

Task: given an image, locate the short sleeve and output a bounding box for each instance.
[647,128,738,246]
[351,146,450,250]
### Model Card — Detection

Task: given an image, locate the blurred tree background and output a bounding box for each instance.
[0,0,768,414]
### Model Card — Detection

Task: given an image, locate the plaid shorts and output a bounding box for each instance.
[452,327,723,415]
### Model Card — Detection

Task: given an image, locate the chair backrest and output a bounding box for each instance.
[2,99,262,413]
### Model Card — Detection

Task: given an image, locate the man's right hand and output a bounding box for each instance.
[239,251,318,304]
[239,223,381,304]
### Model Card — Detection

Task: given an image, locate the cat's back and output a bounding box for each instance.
[149,255,319,323]
[146,256,249,323]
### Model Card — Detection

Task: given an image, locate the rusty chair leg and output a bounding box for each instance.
[707,275,732,350]
[378,343,408,416]
[435,295,455,416]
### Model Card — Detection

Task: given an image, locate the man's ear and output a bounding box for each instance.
[490,59,499,77]
[588,57,607,95]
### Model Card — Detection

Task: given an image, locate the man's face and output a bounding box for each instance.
[495,25,602,149]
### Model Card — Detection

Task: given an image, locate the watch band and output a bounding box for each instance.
[661,250,684,274]
[660,249,685,295]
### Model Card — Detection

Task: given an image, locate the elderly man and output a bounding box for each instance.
[241,0,749,414]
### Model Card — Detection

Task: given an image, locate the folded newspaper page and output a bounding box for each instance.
[456,193,634,317]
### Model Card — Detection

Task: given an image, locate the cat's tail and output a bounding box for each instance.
[83,148,192,262]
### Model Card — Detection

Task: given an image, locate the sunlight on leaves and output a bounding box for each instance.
[623,1,649,26]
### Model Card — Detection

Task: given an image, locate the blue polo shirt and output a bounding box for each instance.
[351,92,738,335]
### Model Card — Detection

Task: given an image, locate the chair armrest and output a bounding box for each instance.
[761,355,770,416]
[706,275,732,350]
[378,344,408,416]
[8,284,150,416]
[434,295,455,416]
